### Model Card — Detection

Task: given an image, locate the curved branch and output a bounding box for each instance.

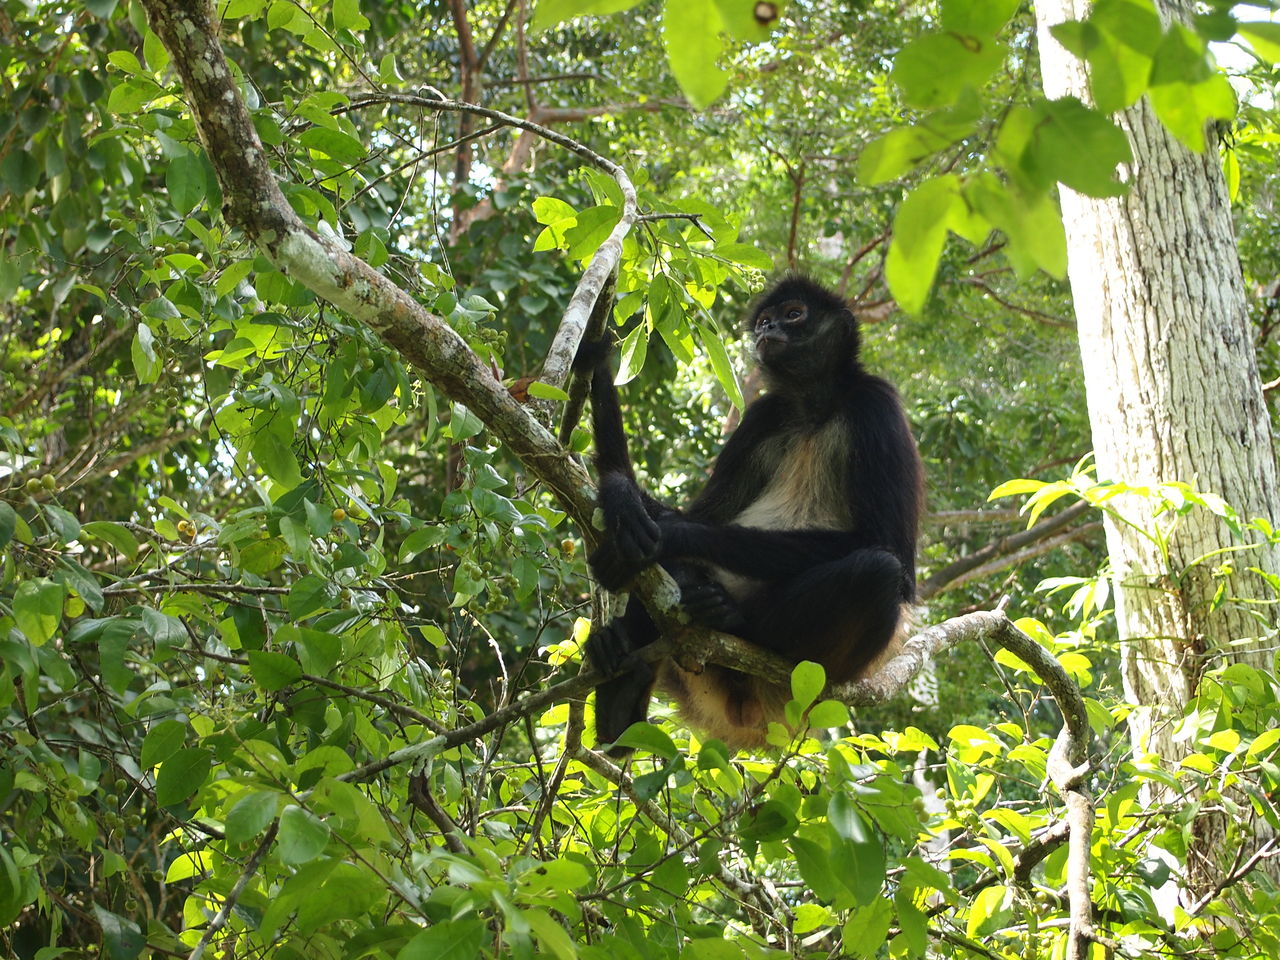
[139,0,597,529]
[919,501,1095,600]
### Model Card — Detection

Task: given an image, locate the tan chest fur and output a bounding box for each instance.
[715,421,850,599]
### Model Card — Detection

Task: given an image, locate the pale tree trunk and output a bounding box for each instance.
[1034,0,1280,885]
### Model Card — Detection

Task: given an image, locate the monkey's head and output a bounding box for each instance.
[749,275,860,385]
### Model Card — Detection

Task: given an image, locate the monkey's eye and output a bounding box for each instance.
[786,308,803,320]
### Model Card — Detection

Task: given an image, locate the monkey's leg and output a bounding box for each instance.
[585,596,660,752]
[739,548,904,682]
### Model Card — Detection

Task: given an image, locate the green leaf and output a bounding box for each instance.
[532,196,576,224]
[332,0,370,31]
[697,325,744,409]
[790,660,825,709]
[96,618,138,695]
[965,174,1067,279]
[214,259,255,299]
[526,381,570,401]
[240,537,288,575]
[891,32,1006,109]
[14,579,63,646]
[966,883,1013,938]
[829,800,885,905]
[609,721,678,759]
[0,501,15,549]
[277,804,330,864]
[714,242,773,271]
[106,76,162,115]
[807,699,849,729]
[843,898,894,959]
[132,322,160,384]
[42,504,80,543]
[859,126,953,185]
[298,127,367,165]
[662,0,729,109]
[81,521,141,559]
[894,886,927,958]
[107,51,144,74]
[740,798,799,842]
[1150,23,1211,87]
[1148,74,1236,152]
[396,915,487,960]
[288,574,337,619]
[165,850,212,883]
[525,908,578,960]
[885,174,960,314]
[248,650,303,692]
[564,204,622,261]
[141,607,185,647]
[988,477,1047,500]
[1240,21,1280,64]
[225,790,280,843]
[1028,97,1132,197]
[530,0,643,32]
[166,152,207,215]
[140,720,187,769]
[791,836,842,902]
[93,906,144,960]
[154,747,213,806]
[251,425,303,488]
[941,0,1018,36]
[615,322,648,385]
[712,0,779,41]
[447,403,483,441]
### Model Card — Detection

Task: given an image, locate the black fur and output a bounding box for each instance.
[580,274,923,751]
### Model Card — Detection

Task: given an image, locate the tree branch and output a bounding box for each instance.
[918,501,1095,600]
[139,0,598,530]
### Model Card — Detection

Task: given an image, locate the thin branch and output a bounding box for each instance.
[928,508,1022,525]
[181,646,448,735]
[986,609,1093,960]
[187,822,277,960]
[927,522,1101,597]
[490,71,605,86]
[408,773,468,854]
[1188,837,1279,914]
[918,501,1094,600]
[961,277,1072,327]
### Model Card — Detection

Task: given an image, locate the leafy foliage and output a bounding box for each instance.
[3,0,1280,958]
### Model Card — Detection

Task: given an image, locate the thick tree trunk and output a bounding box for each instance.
[1034,0,1280,884]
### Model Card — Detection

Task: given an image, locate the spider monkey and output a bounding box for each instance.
[577,274,923,751]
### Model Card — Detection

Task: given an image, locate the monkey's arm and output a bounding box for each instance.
[655,519,869,580]
[576,337,665,571]
[841,376,923,598]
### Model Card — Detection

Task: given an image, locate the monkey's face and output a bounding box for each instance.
[752,298,809,363]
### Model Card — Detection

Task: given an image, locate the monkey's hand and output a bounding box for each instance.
[590,474,661,590]
[589,538,654,592]
[678,578,747,635]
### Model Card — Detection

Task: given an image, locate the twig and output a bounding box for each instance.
[987,611,1093,960]
[408,773,469,854]
[187,822,277,960]
[1187,837,1279,915]
[918,501,1098,599]
[961,277,1071,327]
[522,699,585,855]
